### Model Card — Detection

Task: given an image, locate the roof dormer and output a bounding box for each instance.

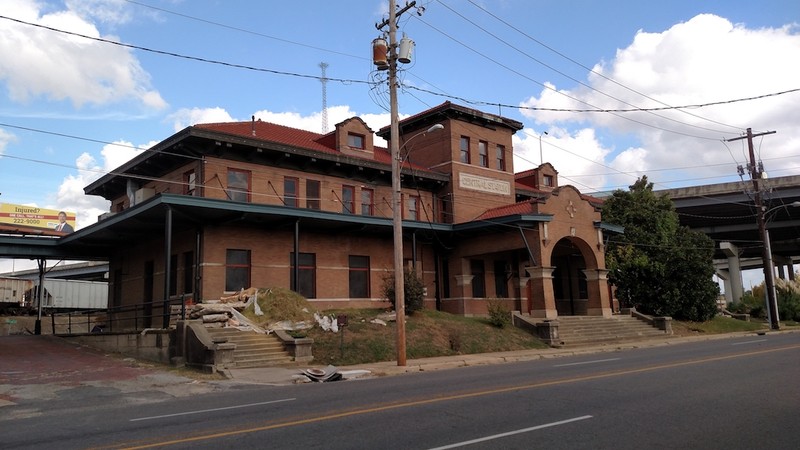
[334,117,375,157]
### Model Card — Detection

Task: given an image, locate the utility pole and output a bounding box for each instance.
[728,127,779,330]
[376,0,416,366]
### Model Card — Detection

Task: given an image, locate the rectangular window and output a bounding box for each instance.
[184,170,197,196]
[347,132,365,149]
[225,249,251,292]
[306,179,321,210]
[460,136,470,164]
[227,169,250,202]
[471,259,486,298]
[284,176,299,207]
[493,260,509,298]
[478,140,489,167]
[349,255,370,298]
[183,251,194,295]
[440,195,451,224]
[290,252,316,299]
[408,195,420,221]
[361,188,374,216]
[496,145,506,171]
[342,185,355,214]
[543,175,554,187]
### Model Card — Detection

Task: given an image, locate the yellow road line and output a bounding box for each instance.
[108,343,800,450]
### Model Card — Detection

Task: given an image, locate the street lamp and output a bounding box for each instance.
[539,131,548,165]
[760,200,800,329]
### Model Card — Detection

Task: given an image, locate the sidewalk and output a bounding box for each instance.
[224,329,782,385]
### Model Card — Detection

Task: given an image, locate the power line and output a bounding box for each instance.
[433,0,734,136]
[0,15,374,87]
[462,0,745,132]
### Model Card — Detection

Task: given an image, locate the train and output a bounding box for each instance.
[0,277,108,314]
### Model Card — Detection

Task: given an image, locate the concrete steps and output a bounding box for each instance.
[206,328,293,368]
[556,315,666,346]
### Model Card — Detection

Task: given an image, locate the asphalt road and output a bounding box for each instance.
[3,332,798,449]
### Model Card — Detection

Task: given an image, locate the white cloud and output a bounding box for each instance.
[49,140,149,230]
[0,128,17,155]
[168,107,235,131]
[519,14,800,190]
[0,0,166,109]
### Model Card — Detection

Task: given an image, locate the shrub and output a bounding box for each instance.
[382,268,425,314]
[487,299,510,328]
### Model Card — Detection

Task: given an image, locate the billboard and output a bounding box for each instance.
[0,203,76,233]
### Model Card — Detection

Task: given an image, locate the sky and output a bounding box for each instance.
[1,0,799,284]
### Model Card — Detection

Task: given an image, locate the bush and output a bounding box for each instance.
[382,268,425,314]
[487,299,510,328]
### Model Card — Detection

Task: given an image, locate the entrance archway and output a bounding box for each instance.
[550,237,595,316]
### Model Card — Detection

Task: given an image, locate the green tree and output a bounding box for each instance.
[603,176,719,321]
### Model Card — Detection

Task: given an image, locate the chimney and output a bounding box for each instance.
[251,115,256,136]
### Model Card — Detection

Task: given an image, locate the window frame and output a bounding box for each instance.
[184,170,197,196]
[348,255,370,298]
[342,184,355,214]
[227,168,251,202]
[496,144,506,171]
[306,179,321,210]
[478,140,489,167]
[347,132,365,149]
[543,175,554,187]
[460,136,470,164]
[284,176,299,207]
[361,188,374,216]
[408,195,420,221]
[290,252,317,299]
[225,249,251,292]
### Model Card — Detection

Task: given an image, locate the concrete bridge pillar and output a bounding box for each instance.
[720,242,744,305]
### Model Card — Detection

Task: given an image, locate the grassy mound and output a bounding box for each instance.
[239,287,316,328]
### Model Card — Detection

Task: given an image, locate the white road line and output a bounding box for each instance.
[428,415,593,449]
[554,358,620,367]
[732,339,768,346]
[129,398,296,422]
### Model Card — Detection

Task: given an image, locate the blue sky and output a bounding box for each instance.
[1,0,799,282]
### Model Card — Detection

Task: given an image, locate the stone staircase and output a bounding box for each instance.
[206,328,294,368]
[556,315,667,347]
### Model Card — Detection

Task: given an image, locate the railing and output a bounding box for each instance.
[49,294,190,335]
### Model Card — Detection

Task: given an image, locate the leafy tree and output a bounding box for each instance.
[603,176,719,321]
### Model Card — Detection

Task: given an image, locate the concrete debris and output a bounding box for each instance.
[370,318,387,326]
[301,365,342,382]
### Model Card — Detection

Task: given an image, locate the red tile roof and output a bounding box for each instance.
[194,119,407,168]
[476,199,544,220]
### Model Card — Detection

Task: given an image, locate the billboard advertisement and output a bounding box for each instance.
[0,203,76,233]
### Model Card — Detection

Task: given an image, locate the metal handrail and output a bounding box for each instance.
[49,294,189,335]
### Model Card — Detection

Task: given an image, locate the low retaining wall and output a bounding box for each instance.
[65,329,173,364]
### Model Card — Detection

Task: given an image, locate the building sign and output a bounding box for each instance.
[458,173,511,196]
[0,203,76,232]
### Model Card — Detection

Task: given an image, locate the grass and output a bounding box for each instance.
[306,308,549,366]
[673,315,769,334]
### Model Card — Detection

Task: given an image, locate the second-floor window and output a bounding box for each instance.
[543,175,554,187]
[496,144,506,171]
[408,195,420,221]
[361,188,374,216]
[460,136,470,164]
[306,179,320,210]
[184,170,197,196]
[342,185,355,214]
[227,169,250,202]
[478,141,488,167]
[348,132,365,149]
[284,176,298,207]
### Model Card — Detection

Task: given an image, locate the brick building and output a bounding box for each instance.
[84,102,614,326]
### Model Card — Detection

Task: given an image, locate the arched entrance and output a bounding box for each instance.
[550,237,595,316]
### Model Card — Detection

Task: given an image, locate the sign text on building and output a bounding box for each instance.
[458,173,511,196]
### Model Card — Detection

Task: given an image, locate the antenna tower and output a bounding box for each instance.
[319,62,329,133]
